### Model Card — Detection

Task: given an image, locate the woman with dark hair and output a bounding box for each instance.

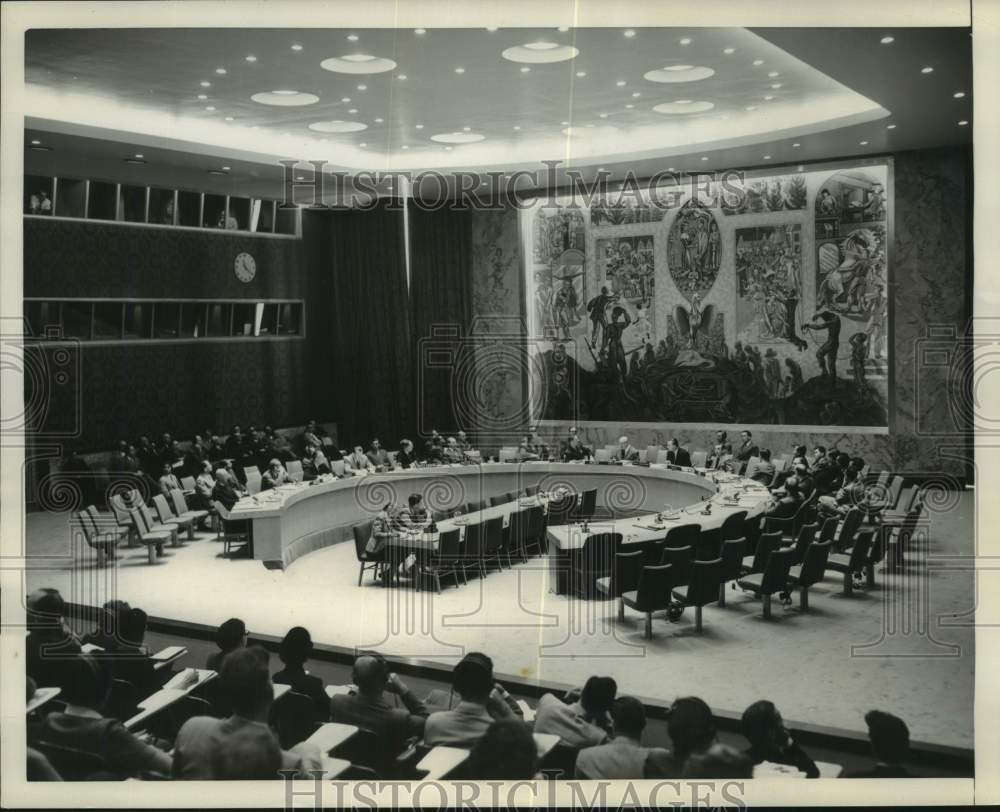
[206,618,247,671]
[464,719,539,779]
[273,627,330,722]
[663,696,717,773]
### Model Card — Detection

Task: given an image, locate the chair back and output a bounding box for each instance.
[74,511,98,548]
[245,472,262,495]
[34,741,111,781]
[719,537,745,582]
[152,494,174,524]
[637,449,648,464]
[489,495,508,507]
[635,564,673,612]
[719,510,748,541]
[848,530,874,571]
[505,490,519,503]
[270,690,320,749]
[746,455,761,471]
[686,558,723,607]
[525,485,540,496]
[695,527,722,561]
[286,460,304,482]
[579,532,623,577]
[437,528,462,561]
[797,540,832,587]
[540,743,579,779]
[594,448,612,463]
[484,516,504,554]
[353,521,375,562]
[816,516,839,544]
[109,493,130,523]
[465,501,481,516]
[748,530,782,574]
[886,475,904,510]
[665,522,701,549]
[508,509,528,548]
[608,549,645,597]
[836,508,864,550]
[874,470,890,489]
[899,484,920,514]
[791,521,819,565]
[525,505,545,541]
[463,522,485,560]
[180,475,196,490]
[170,489,189,516]
[477,499,489,511]
[331,459,347,477]
[760,547,795,594]
[661,545,693,586]
[212,500,231,522]
[129,507,150,535]
[576,488,597,521]
[645,446,660,464]
[690,450,708,468]
[546,493,576,526]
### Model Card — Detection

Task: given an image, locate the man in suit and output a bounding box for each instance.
[396,439,418,469]
[575,696,673,779]
[746,448,776,483]
[562,436,592,462]
[844,710,914,778]
[330,653,429,756]
[456,431,472,452]
[212,464,246,510]
[299,420,323,456]
[735,431,759,465]
[366,439,392,470]
[442,437,465,463]
[534,676,616,749]
[301,444,331,479]
[713,430,733,456]
[424,430,445,463]
[424,653,520,747]
[261,459,293,490]
[345,445,374,473]
[26,588,82,689]
[559,427,580,460]
[740,700,819,778]
[767,479,801,520]
[665,438,692,468]
[615,436,639,462]
[812,448,845,495]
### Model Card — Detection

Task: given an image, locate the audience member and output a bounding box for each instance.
[734,430,759,465]
[396,439,418,469]
[465,719,540,780]
[424,430,445,462]
[665,697,717,771]
[666,438,692,467]
[330,653,428,755]
[273,627,330,722]
[767,479,801,520]
[299,420,322,455]
[517,434,540,462]
[844,710,913,778]
[423,653,518,747]
[223,426,245,462]
[562,435,592,462]
[741,699,819,778]
[212,465,244,511]
[158,464,181,498]
[210,723,283,780]
[575,695,672,779]
[443,437,465,463]
[173,646,321,779]
[818,466,867,518]
[261,459,293,491]
[615,436,639,462]
[559,426,580,460]
[682,743,753,779]
[193,460,217,513]
[455,430,472,452]
[345,445,374,473]
[366,439,392,469]
[26,588,81,688]
[301,444,331,479]
[812,448,845,494]
[747,448,776,483]
[534,676,616,749]
[206,618,248,671]
[713,430,733,456]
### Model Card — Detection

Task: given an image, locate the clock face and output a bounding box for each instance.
[234,252,256,283]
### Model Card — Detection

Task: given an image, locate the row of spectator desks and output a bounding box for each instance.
[227,462,773,576]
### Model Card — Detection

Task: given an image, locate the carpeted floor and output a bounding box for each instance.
[23,492,975,749]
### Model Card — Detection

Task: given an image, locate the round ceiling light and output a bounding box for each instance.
[644,65,715,83]
[562,125,617,138]
[320,54,398,74]
[251,90,319,106]
[653,99,715,114]
[430,131,486,143]
[502,42,579,64]
[308,120,369,133]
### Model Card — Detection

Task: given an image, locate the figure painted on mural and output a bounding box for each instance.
[674,293,715,352]
[763,348,783,399]
[850,332,870,389]
[784,357,804,393]
[864,284,887,360]
[587,286,618,349]
[708,221,721,268]
[632,302,653,344]
[533,272,554,335]
[552,273,582,340]
[605,306,632,381]
[803,310,842,382]
[817,189,839,217]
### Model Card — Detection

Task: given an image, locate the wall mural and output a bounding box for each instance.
[522,162,891,429]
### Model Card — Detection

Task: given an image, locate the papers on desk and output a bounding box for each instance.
[319,756,351,779]
[80,643,104,654]
[325,684,356,698]
[305,722,359,753]
[151,645,186,662]
[417,746,470,780]
[753,761,807,778]
[163,667,212,691]
[533,732,560,759]
[272,683,292,701]
[125,668,216,730]
[516,699,535,722]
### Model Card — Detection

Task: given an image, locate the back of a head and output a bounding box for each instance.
[279,626,312,668]
[467,720,538,780]
[220,646,272,717]
[60,654,111,710]
[352,654,388,696]
[668,696,716,761]
[121,607,147,647]
[865,710,910,764]
[760,448,771,461]
[611,696,646,740]
[682,743,753,779]
[837,453,851,468]
[741,700,780,748]
[580,676,617,717]
[27,588,64,632]
[453,652,494,703]
[216,617,246,653]
[210,723,282,780]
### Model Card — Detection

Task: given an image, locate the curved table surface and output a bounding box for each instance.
[227,462,773,568]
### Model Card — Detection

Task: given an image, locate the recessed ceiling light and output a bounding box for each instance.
[463,126,472,131]
[954,91,966,98]
[359,142,367,147]
[225,116,234,121]
[701,156,709,161]
[291,43,303,51]
[723,47,736,54]
[375,117,384,123]
[347,34,359,42]
[321,54,397,74]
[745,105,756,111]
[764,95,774,101]
[200,81,211,87]
[958,120,968,126]
[792,142,801,147]
[416,124,424,129]
[560,120,569,126]
[557,26,569,32]
[667,167,675,171]
[124,158,145,165]
[576,70,586,77]
[921,66,934,74]
[30,139,40,145]
[414,28,426,35]
[398,74,407,80]
[432,131,485,144]
[887,123,896,129]
[222,166,231,171]
[486,27,498,32]
[401,145,409,149]
[341,97,351,103]
[880,35,895,44]
[654,99,714,114]
[679,37,692,45]
[246,55,257,62]
[296,175,305,181]
[205,106,216,111]
[215,67,227,75]
[445,146,453,150]
[521,66,531,73]
[631,91,641,98]
[767,71,779,78]
[513,125,521,130]
[616,80,628,87]
[624,29,636,38]
[644,65,715,83]
[771,83,782,89]
[348,108,358,113]
[357,84,367,91]
[207,169,227,176]
[625,103,634,109]
[753,59,764,66]
[135,153,144,158]
[251,90,319,106]
[197,94,208,100]
[455,67,465,74]
[859,140,868,145]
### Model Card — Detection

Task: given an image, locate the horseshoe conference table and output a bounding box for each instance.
[227,462,773,572]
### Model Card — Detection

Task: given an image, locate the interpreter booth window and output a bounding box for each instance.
[93,303,124,339]
[123,302,153,340]
[231,302,256,337]
[276,303,301,335]
[179,303,206,338]
[23,301,60,337]
[206,303,233,337]
[61,301,92,340]
[153,303,181,338]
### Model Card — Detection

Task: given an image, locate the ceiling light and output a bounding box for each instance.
[624,29,636,38]
[560,120,569,125]
[225,116,234,121]
[887,123,896,129]
[197,94,207,100]
[207,169,227,176]
[701,156,709,161]
[880,35,894,44]
[764,95,774,101]
[576,71,586,77]
[359,142,367,147]
[30,139,40,145]
[679,37,692,45]
[599,113,609,118]
[771,83,782,89]
[375,117,384,123]
[296,175,305,181]
[414,28,426,35]
[341,97,351,102]
[859,140,868,145]
[513,125,521,130]
[653,99,715,114]
[644,65,715,83]
[921,66,934,74]
[954,91,966,98]
[216,67,227,75]
[753,59,764,66]
[792,142,801,147]
[631,91,641,98]
[347,34,359,42]
[321,54,397,74]
[222,165,231,171]
[625,103,634,108]
[246,55,257,61]
[251,90,319,106]
[745,105,756,111]
[667,167,675,171]
[958,120,968,126]
[401,145,409,149]
[124,158,145,165]
[200,81,211,87]
[616,80,627,87]
[463,126,472,131]
[135,153,144,158]
[768,71,779,78]
[29,145,52,151]
[205,106,215,111]
[431,131,486,143]
[291,43,303,51]
[557,26,569,32]
[486,27,497,32]
[348,108,358,113]
[357,84,367,90]
[415,124,424,129]
[445,146,453,150]
[398,74,407,80]
[502,42,579,63]
[521,66,531,73]
[455,66,465,74]
[764,155,772,160]
[723,47,735,54]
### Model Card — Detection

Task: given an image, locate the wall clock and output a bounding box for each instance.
[234,252,256,283]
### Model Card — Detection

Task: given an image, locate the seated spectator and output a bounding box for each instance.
[396,439,418,469]
[261,458,293,491]
[734,430,759,464]
[212,465,244,511]
[712,430,733,456]
[301,444,331,479]
[366,438,392,469]
[666,438,692,467]
[173,647,321,779]
[793,464,815,499]
[682,743,753,779]
[193,461,217,512]
[534,676,616,749]
[562,436,592,462]
[345,445,374,473]
[844,710,913,778]
[423,652,518,747]
[397,493,428,529]
[273,627,330,722]
[330,653,428,756]
[206,617,248,671]
[664,697,717,773]
[82,600,131,651]
[26,588,82,688]
[206,435,226,463]
[300,420,323,455]
[818,466,868,518]
[210,723,283,780]
[35,654,171,778]
[615,436,640,462]
[517,435,540,462]
[456,430,472,452]
[791,444,809,468]
[529,432,550,460]
[766,478,801,520]
[812,448,844,494]
[559,426,580,459]
[575,695,672,779]
[442,437,465,463]
[424,430,445,462]
[87,603,158,693]
[136,436,158,474]
[223,425,245,463]
[747,449,776,483]
[158,463,181,498]
[741,699,819,778]
[465,719,540,780]
[705,443,732,471]
[185,435,207,471]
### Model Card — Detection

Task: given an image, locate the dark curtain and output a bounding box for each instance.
[407,202,473,437]
[303,202,413,448]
